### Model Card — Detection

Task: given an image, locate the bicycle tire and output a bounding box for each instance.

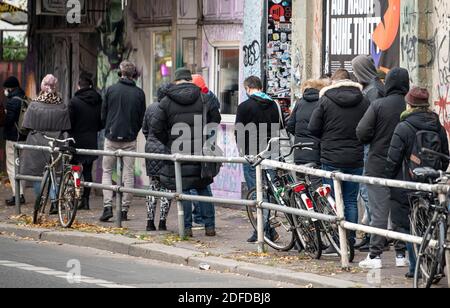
[58,171,79,228]
[410,197,431,256]
[414,218,444,288]
[246,189,296,252]
[290,192,322,260]
[315,195,355,263]
[33,170,51,225]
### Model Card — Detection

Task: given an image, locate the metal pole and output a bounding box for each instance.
[14,146,21,215]
[333,178,350,270]
[174,161,185,238]
[116,156,123,228]
[256,165,265,253]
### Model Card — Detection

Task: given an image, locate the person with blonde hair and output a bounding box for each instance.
[287,79,330,168]
[20,74,71,215]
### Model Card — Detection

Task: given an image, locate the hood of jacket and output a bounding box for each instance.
[250,92,275,109]
[302,88,320,102]
[6,87,25,99]
[403,109,442,132]
[320,80,364,108]
[385,67,410,96]
[352,55,378,85]
[74,87,102,105]
[166,83,201,106]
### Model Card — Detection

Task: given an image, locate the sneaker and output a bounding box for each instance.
[405,272,415,279]
[323,245,339,257]
[396,255,410,268]
[99,207,113,222]
[121,211,128,222]
[5,195,26,206]
[355,236,370,249]
[359,243,370,252]
[49,201,59,215]
[146,220,156,232]
[205,227,216,237]
[359,254,383,269]
[158,220,167,231]
[247,233,258,243]
[184,228,193,238]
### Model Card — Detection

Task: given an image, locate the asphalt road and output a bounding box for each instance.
[0,236,298,288]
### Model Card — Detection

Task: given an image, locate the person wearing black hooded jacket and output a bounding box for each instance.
[151,68,221,237]
[308,69,370,249]
[356,68,410,269]
[69,73,103,211]
[386,87,449,277]
[287,79,329,166]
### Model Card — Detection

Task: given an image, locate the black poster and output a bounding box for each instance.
[323,0,400,74]
[267,0,293,108]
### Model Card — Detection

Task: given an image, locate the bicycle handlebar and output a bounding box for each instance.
[44,135,76,145]
[421,148,450,161]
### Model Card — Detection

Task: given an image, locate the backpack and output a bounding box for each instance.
[13,96,31,137]
[404,121,443,181]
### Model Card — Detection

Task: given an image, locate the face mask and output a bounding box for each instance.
[4,90,9,97]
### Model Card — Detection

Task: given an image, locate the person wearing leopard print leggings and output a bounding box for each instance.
[142,83,173,231]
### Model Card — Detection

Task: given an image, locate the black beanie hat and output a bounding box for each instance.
[174,68,192,82]
[3,76,20,88]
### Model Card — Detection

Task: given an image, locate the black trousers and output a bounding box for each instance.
[82,162,93,199]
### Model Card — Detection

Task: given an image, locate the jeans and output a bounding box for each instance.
[183,186,215,230]
[360,145,371,225]
[191,190,204,225]
[243,164,275,238]
[322,164,364,244]
[33,181,57,201]
[102,139,136,211]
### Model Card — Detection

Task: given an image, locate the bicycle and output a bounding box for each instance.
[410,148,450,289]
[245,138,323,259]
[33,135,83,228]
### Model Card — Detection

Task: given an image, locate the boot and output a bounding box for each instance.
[147,220,156,232]
[99,207,113,222]
[5,195,26,207]
[159,220,167,231]
[121,211,128,222]
[78,197,90,211]
[49,201,59,215]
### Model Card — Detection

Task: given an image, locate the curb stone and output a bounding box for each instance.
[0,222,367,288]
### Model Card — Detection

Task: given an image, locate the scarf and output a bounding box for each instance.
[35,92,63,105]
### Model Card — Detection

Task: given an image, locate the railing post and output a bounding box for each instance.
[333,178,350,270]
[256,164,265,253]
[116,155,123,228]
[14,145,21,215]
[174,161,185,238]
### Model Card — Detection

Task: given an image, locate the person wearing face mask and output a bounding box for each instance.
[235,76,284,243]
[3,76,27,206]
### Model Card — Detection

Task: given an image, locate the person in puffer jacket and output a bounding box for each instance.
[142,83,172,232]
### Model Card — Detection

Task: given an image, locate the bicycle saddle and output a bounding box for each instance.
[413,168,441,182]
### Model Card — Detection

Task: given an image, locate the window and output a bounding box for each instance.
[1,30,27,61]
[153,32,172,102]
[182,37,196,73]
[216,48,239,115]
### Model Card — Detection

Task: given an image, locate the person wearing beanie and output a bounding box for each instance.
[151,67,222,238]
[3,76,27,206]
[386,86,449,278]
[100,60,146,223]
[20,74,71,215]
[357,68,411,270]
[352,55,386,251]
[192,74,220,111]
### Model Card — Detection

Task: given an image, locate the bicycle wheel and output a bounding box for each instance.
[33,170,51,225]
[58,171,79,228]
[290,192,322,260]
[246,189,296,252]
[410,196,431,255]
[414,218,445,288]
[315,195,355,263]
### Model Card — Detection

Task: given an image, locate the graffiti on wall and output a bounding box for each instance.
[433,0,450,135]
[323,0,400,74]
[243,0,263,80]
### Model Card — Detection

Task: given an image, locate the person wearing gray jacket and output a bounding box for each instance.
[21,74,71,215]
[352,55,386,251]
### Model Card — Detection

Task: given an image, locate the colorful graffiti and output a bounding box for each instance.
[211,124,243,200]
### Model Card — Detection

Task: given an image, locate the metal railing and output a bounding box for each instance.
[13,143,450,271]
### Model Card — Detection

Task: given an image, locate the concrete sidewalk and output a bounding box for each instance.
[0,181,430,288]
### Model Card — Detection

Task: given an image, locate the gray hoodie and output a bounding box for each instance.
[352,55,385,103]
